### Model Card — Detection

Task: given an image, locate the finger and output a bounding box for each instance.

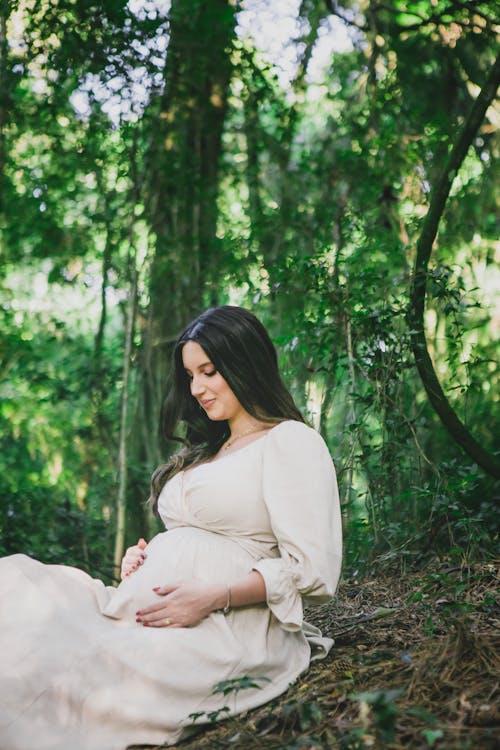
[127,548,146,562]
[129,548,146,560]
[145,619,180,628]
[137,610,174,627]
[125,551,145,566]
[123,558,141,572]
[138,538,147,550]
[141,609,172,625]
[122,556,144,576]
[152,583,178,596]
[136,601,167,617]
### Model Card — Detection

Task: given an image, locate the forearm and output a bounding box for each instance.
[136,572,268,628]
[213,570,267,612]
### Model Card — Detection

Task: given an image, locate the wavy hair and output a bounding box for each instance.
[149,306,304,509]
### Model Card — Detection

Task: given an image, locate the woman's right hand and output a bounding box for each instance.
[120,538,148,579]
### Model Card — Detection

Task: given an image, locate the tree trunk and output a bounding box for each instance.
[135,0,236,468]
[0,2,11,213]
[113,263,138,580]
[407,53,500,478]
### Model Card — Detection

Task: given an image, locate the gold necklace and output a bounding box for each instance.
[223,426,265,451]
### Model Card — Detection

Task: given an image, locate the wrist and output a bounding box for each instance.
[212,584,231,613]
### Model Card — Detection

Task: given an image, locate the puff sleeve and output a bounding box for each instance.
[253,421,342,632]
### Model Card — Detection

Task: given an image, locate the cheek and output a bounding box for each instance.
[220,382,241,409]
[211,374,230,395]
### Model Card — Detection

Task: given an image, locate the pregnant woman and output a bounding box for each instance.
[0,305,342,750]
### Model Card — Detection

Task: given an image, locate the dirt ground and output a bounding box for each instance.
[142,561,498,750]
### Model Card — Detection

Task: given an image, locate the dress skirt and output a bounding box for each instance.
[0,531,310,750]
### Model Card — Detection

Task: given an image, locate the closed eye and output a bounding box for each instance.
[185,369,217,381]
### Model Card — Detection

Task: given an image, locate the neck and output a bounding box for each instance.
[228,415,260,436]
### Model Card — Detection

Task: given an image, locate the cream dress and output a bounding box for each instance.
[0,420,342,750]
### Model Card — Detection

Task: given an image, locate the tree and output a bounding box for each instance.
[408,52,500,479]
[134,0,238,470]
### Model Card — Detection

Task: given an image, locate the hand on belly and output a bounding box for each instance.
[136,580,225,628]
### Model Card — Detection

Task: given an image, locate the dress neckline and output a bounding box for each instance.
[185,420,292,473]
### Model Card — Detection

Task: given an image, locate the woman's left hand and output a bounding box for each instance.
[135,581,225,628]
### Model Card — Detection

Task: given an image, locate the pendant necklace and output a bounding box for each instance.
[223,426,264,451]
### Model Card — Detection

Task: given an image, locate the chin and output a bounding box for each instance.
[204,410,225,421]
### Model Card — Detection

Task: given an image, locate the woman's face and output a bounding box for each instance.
[182,340,247,425]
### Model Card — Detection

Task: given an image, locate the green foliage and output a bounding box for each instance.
[350,688,403,744]
[0,0,498,573]
[422,728,445,747]
[212,675,271,697]
[188,675,270,725]
[279,698,323,732]
[0,272,119,576]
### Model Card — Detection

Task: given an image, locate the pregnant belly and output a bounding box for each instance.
[101,526,253,622]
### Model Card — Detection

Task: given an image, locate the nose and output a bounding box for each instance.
[190,374,205,398]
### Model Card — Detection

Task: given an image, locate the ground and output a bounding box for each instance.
[140,561,498,750]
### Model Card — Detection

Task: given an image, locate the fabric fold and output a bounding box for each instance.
[252,556,303,631]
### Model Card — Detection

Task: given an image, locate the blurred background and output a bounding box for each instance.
[0,0,498,581]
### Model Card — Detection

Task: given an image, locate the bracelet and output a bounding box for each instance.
[222,585,231,614]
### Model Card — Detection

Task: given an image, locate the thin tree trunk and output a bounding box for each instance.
[113,126,142,577]
[113,262,138,580]
[344,306,358,524]
[0,3,10,213]
[407,52,500,479]
[93,216,113,371]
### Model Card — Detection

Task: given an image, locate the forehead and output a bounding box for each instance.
[181,340,212,369]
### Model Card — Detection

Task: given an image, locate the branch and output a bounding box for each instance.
[324,1,368,31]
[363,1,496,34]
[407,52,500,478]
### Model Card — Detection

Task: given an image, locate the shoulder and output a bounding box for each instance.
[269,419,325,441]
[262,420,337,491]
[266,420,331,457]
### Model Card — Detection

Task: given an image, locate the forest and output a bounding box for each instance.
[0,0,498,748]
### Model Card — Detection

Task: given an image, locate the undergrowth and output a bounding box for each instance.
[138,561,499,750]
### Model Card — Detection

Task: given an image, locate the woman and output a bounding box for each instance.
[0,306,342,750]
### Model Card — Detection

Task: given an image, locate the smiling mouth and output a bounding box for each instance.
[201,399,216,409]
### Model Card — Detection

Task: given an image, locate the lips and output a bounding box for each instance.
[200,399,216,410]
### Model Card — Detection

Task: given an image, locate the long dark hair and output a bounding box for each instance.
[149,306,304,507]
